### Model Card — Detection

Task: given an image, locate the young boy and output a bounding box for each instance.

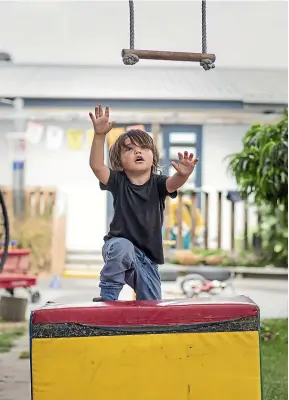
[89,105,198,301]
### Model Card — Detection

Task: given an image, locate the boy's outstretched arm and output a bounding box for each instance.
[166,152,198,193]
[89,105,116,185]
[90,135,110,185]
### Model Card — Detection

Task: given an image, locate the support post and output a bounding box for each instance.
[244,198,249,251]
[11,98,26,219]
[204,192,209,249]
[231,202,236,252]
[190,192,197,249]
[217,192,222,249]
[177,193,183,249]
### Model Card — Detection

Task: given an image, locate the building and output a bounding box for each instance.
[0,62,287,260]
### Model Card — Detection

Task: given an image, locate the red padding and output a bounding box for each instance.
[0,249,31,256]
[0,274,36,289]
[32,296,259,327]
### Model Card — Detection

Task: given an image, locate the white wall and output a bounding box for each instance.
[0,121,107,253]
[202,125,257,250]
[202,125,247,191]
[0,120,262,253]
[0,1,287,69]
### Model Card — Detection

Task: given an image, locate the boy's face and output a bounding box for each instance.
[120,137,154,173]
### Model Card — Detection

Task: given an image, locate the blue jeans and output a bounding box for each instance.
[99,237,162,301]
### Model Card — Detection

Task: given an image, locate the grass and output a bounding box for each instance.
[261,319,288,400]
[19,350,30,359]
[0,323,26,353]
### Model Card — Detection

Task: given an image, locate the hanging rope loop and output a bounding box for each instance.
[122,1,139,65]
[200,59,215,70]
[123,53,139,65]
[200,0,215,70]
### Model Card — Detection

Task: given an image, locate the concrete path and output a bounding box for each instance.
[0,335,30,400]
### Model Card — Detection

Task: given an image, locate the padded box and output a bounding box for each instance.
[30,296,262,400]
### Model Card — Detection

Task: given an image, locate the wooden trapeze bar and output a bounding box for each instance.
[121,49,216,63]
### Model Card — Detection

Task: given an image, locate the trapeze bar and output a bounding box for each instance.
[121,49,216,63]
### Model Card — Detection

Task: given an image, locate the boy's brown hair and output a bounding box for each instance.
[109,129,160,173]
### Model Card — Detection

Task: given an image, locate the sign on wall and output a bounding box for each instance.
[5,132,27,161]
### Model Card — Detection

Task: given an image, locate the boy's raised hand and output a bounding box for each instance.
[89,105,116,136]
[171,152,199,176]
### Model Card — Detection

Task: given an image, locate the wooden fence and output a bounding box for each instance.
[1,187,66,275]
[1,187,56,217]
[163,190,254,252]
[1,186,255,273]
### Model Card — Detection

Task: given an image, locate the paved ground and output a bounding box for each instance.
[0,276,287,400]
[0,335,30,400]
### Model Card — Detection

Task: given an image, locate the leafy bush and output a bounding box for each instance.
[228,111,287,205]
[228,110,288,266]
[258,204,288,267]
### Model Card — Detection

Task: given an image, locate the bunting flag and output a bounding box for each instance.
[86,129,94,146]
[46,126,64,150]
[107,127,124,149]
[26,121,44,144]
[67,129,84,150]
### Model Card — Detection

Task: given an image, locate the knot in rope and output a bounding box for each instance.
[200,58,215,71]
[122,53,139,66]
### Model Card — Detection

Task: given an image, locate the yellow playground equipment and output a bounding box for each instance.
[30,297,262,400]
[168,196,205,248]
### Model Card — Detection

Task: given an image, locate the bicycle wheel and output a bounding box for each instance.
[0,190,9,272]
[178,273,207,296]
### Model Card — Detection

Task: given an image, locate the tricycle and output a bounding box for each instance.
[177,266,236,298]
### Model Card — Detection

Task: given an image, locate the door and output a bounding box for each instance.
[162,125,202,190]
[162,125,203,248]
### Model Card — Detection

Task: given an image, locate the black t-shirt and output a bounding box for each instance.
[100,169,177,264]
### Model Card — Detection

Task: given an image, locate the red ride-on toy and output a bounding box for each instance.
[0,190,40,304]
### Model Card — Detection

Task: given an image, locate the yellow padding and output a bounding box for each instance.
[32,331,261,400]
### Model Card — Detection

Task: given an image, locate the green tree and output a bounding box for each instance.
[228,109,288,266]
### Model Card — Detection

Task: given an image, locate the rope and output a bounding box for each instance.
[123,1,139,65]
[201,0,207,54]
[129,0,135,50]
[200,0,215,71]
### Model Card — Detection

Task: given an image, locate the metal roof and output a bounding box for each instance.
[0,63,287,104]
